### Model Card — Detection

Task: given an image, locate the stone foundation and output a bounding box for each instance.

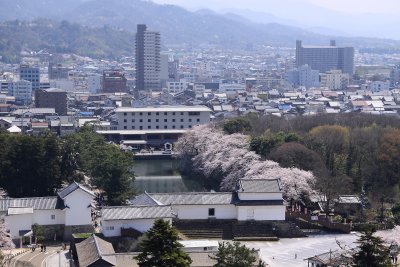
[37,224,65,241]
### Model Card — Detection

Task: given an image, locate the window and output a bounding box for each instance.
[172,125,176,129]
[51,215,55,220]
[180,125,184,129]
[156,119,159,122]
[148,119,151,122]
[106,226,114,231]
[172,119,175,122]
[208,208,215,217]
[132,119,135,122]
[164,119,167,122]
[131,126,135,129]
[181,112,184,115]
[189,112,200,116]
[148,112,151,115]
[148,126,151,129]
[164,112,167,115]
[164,126,168,129]
[189,119,192,122]
[123,126,127,129]
[156,126,159,129]
[172,112,176,115]
[131,112,135,116]
[123,112,127,116]
[180,119,184,122]
[140,126,143,130]
[123,119,127,123]
[189,125,192,128]
[139,112,143,116]
[156,112,159,115]
[197,118,200,122]
[139,119,143,122]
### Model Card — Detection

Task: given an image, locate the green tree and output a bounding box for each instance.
[223,118,252,134]
[250,132,300,157]
[210,241,265,267]
[135,219,192,267]
[353,228,392,267]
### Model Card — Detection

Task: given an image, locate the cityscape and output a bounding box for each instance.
[0,0,400,266]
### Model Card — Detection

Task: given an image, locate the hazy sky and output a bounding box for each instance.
[152,0,400,14]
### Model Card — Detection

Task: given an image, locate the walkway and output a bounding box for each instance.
[9,245,69,267]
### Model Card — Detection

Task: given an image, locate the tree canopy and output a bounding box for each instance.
[210,241,265,267]
[135,219,192,267]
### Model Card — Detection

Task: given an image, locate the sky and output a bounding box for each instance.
[151,0,400,14]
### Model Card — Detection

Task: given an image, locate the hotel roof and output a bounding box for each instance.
[115,106,211,112]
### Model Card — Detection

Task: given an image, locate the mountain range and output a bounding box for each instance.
[0,0,400,61]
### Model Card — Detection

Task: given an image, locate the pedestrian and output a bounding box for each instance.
[44,245,46,252]
[295,253,297,259]
[40,245,43,252]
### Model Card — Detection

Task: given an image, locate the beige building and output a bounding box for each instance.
[320,70,349,90]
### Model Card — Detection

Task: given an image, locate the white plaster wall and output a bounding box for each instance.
[5,214,33,239]
[32,210,65,225]
[64,189,93,226]
[173,205,237,220]
[102,218,172,237]
[238,192,283,201]
[237,206,285,221]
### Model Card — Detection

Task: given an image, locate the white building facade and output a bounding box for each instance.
[320,70,350,90]
[101,179,286,237]
[115,106,211,130]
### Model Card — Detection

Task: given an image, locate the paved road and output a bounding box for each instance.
[244,233,359,267]
[10,246,62,267]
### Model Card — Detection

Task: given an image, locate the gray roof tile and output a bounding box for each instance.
[0,197,65,211]
[58,182,94,199]
[149,193,235,205]
[238,179,282,193]
[76,235,116,267]
[102,206,173,220]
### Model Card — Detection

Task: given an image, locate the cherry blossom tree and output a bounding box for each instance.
[376,226,400,245]
[0,219,14,249]
[175,125,317,200]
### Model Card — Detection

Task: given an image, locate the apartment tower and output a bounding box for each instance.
[135,24,161,96]
[296,40,354,75]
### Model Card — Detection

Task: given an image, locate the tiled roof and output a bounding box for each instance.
[57,182,95,199]
[102,206,173,221]
[128,192,162,206]
[149,193,235,205]
[76,235,116,267]
[0,197,64,211]
[238,179,282,193]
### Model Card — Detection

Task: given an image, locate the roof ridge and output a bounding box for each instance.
[92,234,102,259]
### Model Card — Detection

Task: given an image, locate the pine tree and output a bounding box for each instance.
[210,241,264,267]
[353,229,392,267]
[135,219,192,267]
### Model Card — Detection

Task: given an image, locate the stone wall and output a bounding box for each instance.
[36,224,65,241]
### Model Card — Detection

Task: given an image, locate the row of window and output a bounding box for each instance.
[123,118,200,123]
[123,111,201,116]
[123,125,193,130]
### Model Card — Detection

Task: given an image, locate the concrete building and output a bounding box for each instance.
[166,81,189,93]
[135,24,161,93]
[390,65,400,88]
[320,70,350,90]
[8,80,32,105]
[367,81,390,92]
[35,88,67,115]
[102,71,127,93]
[48,63,70,80]
[286,64,320,89]
[19,64,40,90]
[87,73,103,94]
[114,106,211,131]
[296,40,354,75]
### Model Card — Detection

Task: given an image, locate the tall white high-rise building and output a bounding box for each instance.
[286,64,320,89]
[135,24,161,94]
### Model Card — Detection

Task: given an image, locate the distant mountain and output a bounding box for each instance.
[0,0,399,55]
[0,19,135,63]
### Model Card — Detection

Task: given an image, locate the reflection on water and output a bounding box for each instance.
[133,159,204,193]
